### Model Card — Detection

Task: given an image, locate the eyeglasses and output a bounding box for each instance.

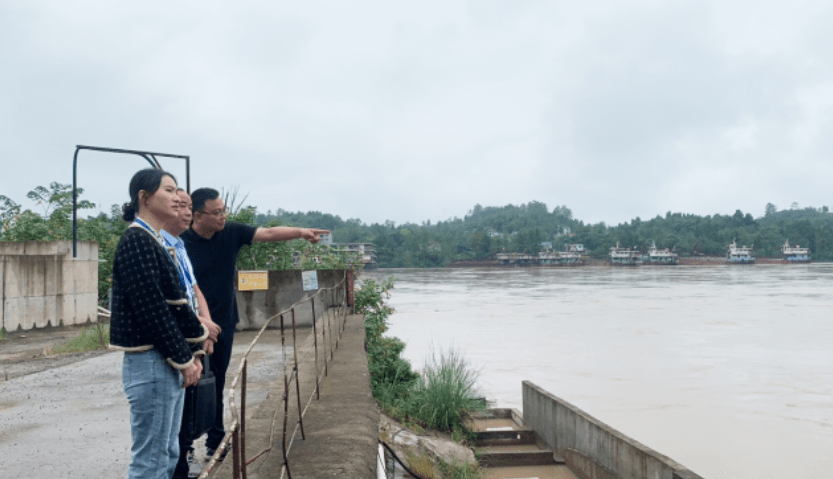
[198,207,229,217]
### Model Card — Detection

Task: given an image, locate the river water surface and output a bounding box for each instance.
[363,265,833,479]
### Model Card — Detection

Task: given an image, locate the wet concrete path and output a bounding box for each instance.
[0,313,377,479]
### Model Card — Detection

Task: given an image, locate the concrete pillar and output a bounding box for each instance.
[0,241,99,331]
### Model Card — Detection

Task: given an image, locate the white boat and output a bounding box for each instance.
[558,244,585,264]
[537,244,585,265]
[610,242,640,266]
[781,240,810,262]
[726,239,755,264]
[646,242,678,265]
[496,252,536,265]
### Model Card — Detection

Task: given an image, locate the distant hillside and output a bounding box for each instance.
[256,202,833,267]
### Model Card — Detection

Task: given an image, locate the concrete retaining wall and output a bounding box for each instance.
[0,241,99,332]
[522,381,704,479]
[235,269,349,329]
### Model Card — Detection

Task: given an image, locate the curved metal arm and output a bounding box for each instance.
[72,145,190,257]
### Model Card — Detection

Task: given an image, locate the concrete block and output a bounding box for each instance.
[3,298,21,331]
[27,296,47,330]
[237,290,270,329]
[40,295,57,328]
[0,242,25,255]
[616,440,642,479]
[86,260,100,294]
[44,255,61,296]
[593,425,613,470]
[234,269,346,330]
[60,259,98,295]
[576,415,592,454]
[555,401,569,454]
[71,241,97,261]
[76,260,99,294]
[645,455,670,479]
[23,241,59,256]
[59,293,97,326]
[59,294,77,326]
[26,256,48,297]
[78,292,98,325]
[56,240,73,256]
[563,406,577,451]
[61,260,77,295]
[545,393,557,451]
[3,256,26,298]
[4,297,46,331]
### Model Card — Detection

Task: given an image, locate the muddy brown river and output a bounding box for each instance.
[364,265,833,479]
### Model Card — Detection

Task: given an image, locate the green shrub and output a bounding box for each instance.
[357,278,419,409]
[409,347,484,433]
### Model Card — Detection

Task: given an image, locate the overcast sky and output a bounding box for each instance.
[2,1,832,227]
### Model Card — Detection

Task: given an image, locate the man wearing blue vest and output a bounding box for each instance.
[180,187,328,473]
[161,190,222,479]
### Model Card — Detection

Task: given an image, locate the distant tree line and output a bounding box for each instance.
[3,182,833,292]
[258,201,833,267]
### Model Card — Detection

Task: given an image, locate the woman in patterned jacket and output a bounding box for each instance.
[109,169,208,479]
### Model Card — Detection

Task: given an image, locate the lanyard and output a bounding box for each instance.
[133,218,166,247]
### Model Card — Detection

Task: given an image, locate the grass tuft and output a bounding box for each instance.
[410,346,485,433]
[51,324,110,354]
[438,458,482,479]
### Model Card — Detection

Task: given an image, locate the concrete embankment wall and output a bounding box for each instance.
[0,241,99,332]
[523,381,704,479]
[235,269,350,329]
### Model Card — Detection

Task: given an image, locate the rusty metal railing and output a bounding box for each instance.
[198,270,352,479]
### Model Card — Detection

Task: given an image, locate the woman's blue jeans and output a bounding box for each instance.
[122,349,185,479]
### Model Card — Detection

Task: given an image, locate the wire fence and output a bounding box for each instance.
[199,270,353,479]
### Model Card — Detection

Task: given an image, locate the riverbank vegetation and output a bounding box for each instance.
[356,278,484,438]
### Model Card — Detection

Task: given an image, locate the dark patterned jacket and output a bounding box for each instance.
[109,225,207,369]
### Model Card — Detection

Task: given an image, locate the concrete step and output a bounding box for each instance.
[471,409,568,470]
[477,443,562,468]
[469,411,537,445]
[474,428,538,447]
[481,464,580,479]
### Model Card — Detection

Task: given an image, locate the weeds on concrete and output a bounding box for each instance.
[401,450,482,479]
[438,458,482,479]
[404,450,436,478]
[0,327,5,341]
[51,324,110,354]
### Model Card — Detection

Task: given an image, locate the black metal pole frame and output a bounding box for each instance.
[72,145,191,257]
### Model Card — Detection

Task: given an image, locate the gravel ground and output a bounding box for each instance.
[0,324,292,479]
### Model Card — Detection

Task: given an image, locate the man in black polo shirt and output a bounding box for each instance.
[178,187,328,474]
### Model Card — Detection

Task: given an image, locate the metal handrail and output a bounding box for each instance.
[198,271,352,479]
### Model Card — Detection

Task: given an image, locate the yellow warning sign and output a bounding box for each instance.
[238,271,269,291]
